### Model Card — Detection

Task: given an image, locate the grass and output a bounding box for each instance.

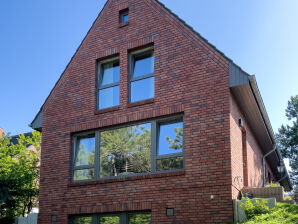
[233,202,298,224]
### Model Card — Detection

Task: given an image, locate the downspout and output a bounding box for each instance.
[262,145,277,187]
[277,174,288,183]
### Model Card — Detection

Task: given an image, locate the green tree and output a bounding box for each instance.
[0,131,41,223]
[276,95,297,199]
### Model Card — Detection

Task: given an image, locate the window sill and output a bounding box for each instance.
[95,106,120,115]
[128,98,154,108]
[68,170,185,187]
[118,22,129,28]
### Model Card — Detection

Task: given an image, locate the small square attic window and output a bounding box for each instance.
[120,9,129,23]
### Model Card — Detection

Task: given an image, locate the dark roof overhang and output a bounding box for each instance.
[229,62,292,191]
[29,109,42,132]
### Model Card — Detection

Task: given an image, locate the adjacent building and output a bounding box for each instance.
[30,0,291,223]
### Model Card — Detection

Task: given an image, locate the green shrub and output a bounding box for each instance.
[240,198,270,219]
[233,202,298,224]
[284,196,292,201]
[265,182,280,187]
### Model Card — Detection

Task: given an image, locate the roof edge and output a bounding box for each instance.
[248,75,275,144]
[248,76,292,190]
[29,109,43,131]
[29,107,42,127]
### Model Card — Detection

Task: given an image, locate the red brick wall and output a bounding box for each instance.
[230,94,244,199]
[38,0,232,223]
[230,94,274,197]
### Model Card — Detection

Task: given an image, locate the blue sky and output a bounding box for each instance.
[0,0,297,136]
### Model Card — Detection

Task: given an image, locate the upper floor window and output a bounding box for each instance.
[97,58,120,110]
[119,9,129,24]
[72,116,183,182]
[129,47,154,103]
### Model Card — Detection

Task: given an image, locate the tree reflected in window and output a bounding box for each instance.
[100,123,151,178]
[73,135,95,181]
[157,121,183,171]
[99,216,120,224]
[73,216,92,224]
[75,137,95,166]
[128,213,151,224]
[72,117,184,182]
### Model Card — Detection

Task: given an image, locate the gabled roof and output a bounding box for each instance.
[29,0,291,190]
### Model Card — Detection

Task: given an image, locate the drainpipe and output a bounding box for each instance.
[262,145,277,187]
[277,174,288,183]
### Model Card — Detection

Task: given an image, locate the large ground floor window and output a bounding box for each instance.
[70,212,151,224]
[72,116,184,182]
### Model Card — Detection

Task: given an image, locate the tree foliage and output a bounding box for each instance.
[100,125,151,177]
[276,95,298,199]
[166,127,183,150]
[128,213,151,224]
[73,123,184,180]
[0,131,41,222]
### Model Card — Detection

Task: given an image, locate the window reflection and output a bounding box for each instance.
[98,86,119,109]
[75,136,95,166]
[130,50,154,103]
[128,213,151,224]
[98,59,120,109]
[99,216,120,224]
[132,54,154,78]
[131,77,154,102]
[158,122,183,155]
[73,216,92,224]
[101,62,119,86]
[73,168,94,181]
[157,157,183,171]
[72,117,184,182]
[100,123,151,178]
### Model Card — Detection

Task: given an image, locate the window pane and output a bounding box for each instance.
[121,14,128,23]
[100,123,151,178]
[101,62,119,86]
[131,77,154,102]
[73,216,93,224]
[99,216,120,224]
[75,135,95,166]
[128,213,151,224]
[132,54,154,78]
[98,86,119,109]
[157,157,183,171]
[158,121,183,155]
[74,168,94,181]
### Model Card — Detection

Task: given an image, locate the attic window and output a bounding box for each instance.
[119,9,129,24]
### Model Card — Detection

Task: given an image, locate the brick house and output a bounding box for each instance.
[30,0,291,223]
